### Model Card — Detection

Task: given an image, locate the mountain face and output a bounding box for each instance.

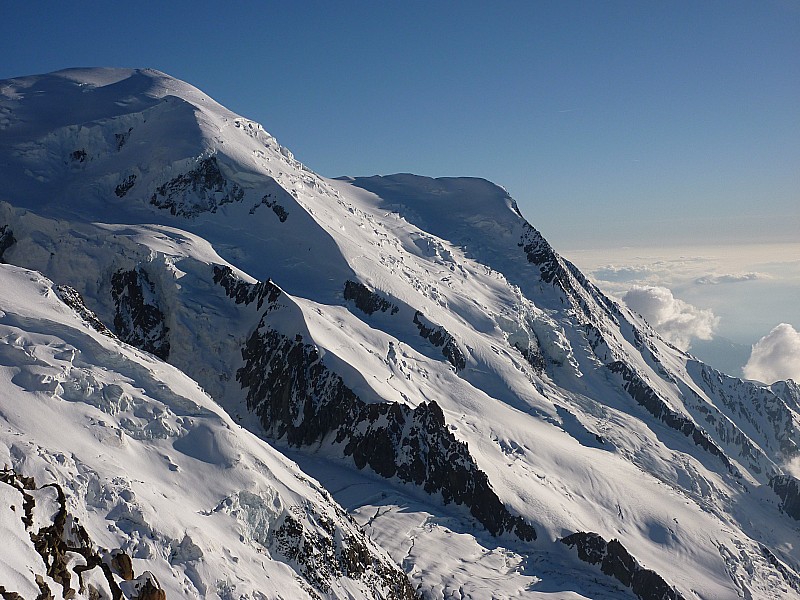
[0,68,798,599]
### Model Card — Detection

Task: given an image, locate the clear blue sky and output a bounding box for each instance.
[2,1,798,250]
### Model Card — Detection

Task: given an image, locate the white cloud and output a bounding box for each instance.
[695,272,766,285]
[743,323,800,384]
[622,285,719,350]
[592,264,655,282]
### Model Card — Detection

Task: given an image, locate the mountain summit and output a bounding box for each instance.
[1,68,799,599]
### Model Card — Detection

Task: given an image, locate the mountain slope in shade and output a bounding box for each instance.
[1,68,799,599]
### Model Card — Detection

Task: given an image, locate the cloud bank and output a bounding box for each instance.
[622,285,718,350]
[743,323,800,384]
[695,272,766,285]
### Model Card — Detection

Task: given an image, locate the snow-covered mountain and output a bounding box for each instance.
[1,67,798,599]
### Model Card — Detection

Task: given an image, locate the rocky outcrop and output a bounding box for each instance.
[115,173,137,197]
[215,269,533,542]
[213,264,281,310]
[692,362,800,460]
[0,467,141,600]
[115,127,133,151]
[56,285,118,339]
[150,156,245,217]
[111,267,170,360]
[760,544,800,593]
[770,475,800,520]
[0,224,15,263]
[413,311,466,371]
[233,303,534,542]
[249,192,289,221]
[561,532,684,600]
[269,510,418,600]
[608,361,730,470]
[519,223,619,322]
[344,280,399,316]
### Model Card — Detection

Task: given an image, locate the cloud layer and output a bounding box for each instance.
[695,272,766,285]
[622,285,718,350]
[743,323,800,384]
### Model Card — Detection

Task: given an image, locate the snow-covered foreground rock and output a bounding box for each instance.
[1,67,799,599]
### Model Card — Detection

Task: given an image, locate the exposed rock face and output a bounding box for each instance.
[269,510,418,600]
[770,475,800,520]
[213,265,281,310]
[692,362,800,460]
[0,224,15,263]
[115,173,137,197]
[344,280,399,316]
[772,379,800,413]
[0,467,132,600]
[150,156,245,217]
[561,532,684,600]
[760,544,800,593]
[412,311,466,371]
[519,222,618,321]
[218,271,534,542]
[249,192,289,221]
[115,127,133,151]
[111,267,170,360]
[234,306,535,542]
[607,360,731,469]
[513,341,546,373]
[56,285,118,339]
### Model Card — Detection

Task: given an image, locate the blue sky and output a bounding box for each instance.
[3,1,797,249]
[2,1,799,374]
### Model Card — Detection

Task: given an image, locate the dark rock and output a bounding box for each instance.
[561,532,684,600]
[760,544,800,592]
[344,280,399,316]
[150,156,245,217]
[607,361,730,470]
[0,468,124,600]
[56,285,118,339]
[249,192,289,221]
[70,149,87,163]
[0,225,16,263]
[266,491,417,598]
[413,311,466,371]
[132,578,165,600]
[111,550,134,581]
[235,312,535,543]
[115,127,133,151]
[213,264,281,310]
[111,267,170,360]
[513,341,546,373]
[115,174,137,197]
[0,585,26,599]
[519,223,619,323]
[770,475,800,520]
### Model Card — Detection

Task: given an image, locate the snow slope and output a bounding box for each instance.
[0,265,415,598]
[1,68,799,599]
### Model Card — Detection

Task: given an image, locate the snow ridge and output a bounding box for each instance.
[1,67,800,600]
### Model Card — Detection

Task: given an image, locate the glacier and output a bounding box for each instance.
[0,67,798,599]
